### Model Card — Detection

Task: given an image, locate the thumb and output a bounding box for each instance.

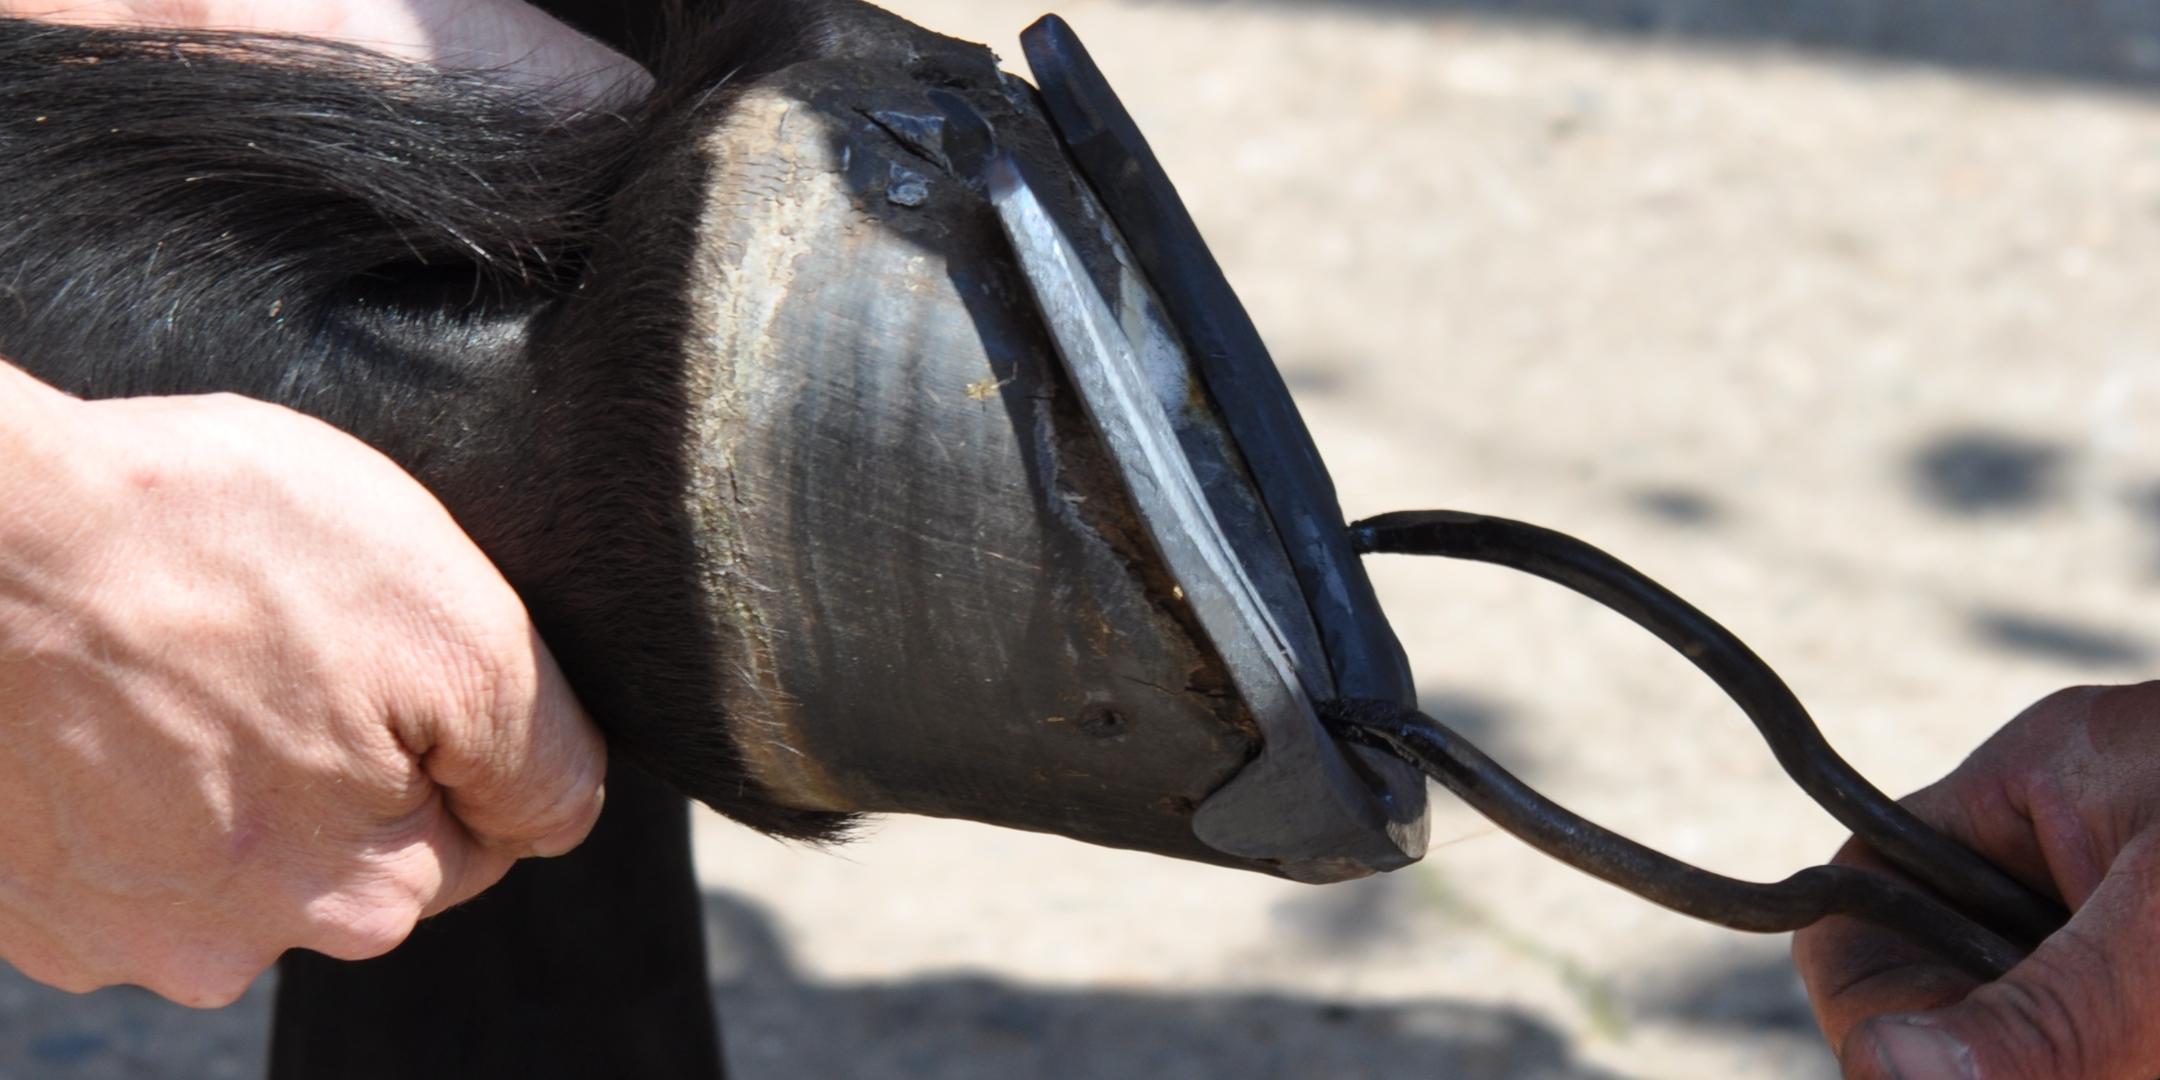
[418,627,607,861]
[1841,834,2160,1080]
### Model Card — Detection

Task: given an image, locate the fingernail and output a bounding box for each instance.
[1870,1016,1976,1080]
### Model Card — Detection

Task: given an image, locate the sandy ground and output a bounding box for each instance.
[8,1,2160,1077]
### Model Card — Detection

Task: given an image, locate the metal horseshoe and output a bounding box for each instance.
[995,13,2068,979]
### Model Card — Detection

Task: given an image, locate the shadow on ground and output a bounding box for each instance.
[1267,862,1430,958]
[1638,949,1819,1041]
[704,890,1629,1079]
[0,969,271,1080]
[1967,607,2152,669]
[1907,430,2068,518]
[1628,486,1726,529]
[1199,0,2160,91]
[1417,688,1544,775]
[2133,481,2160,578]
[0,889,1626,1080]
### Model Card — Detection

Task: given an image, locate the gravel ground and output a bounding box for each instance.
[9,1,2160,1077]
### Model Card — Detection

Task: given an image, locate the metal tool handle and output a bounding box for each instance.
[1333,509,2067,977]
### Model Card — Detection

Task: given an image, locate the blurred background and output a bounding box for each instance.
[8,0,2160,1076]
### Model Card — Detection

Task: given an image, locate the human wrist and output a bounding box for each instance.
[377,0,653,102]
[0,0,652,106]
[0,364,118,663]
[0,2,218,31]
[0,363,103,568]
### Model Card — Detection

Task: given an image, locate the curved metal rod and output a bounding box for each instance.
[1324,700,2024,979]
[1346,509,2066,954]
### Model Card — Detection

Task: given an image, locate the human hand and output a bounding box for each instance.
[0,0,651,105]
[1793,682,2160,1079]
[0,362,606,1007]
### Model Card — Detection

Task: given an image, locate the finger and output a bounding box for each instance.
[417,814,514,919]
[140,944,274,1009]
[413,0,656,106]
[1793,773,2055,1050]
[296,801,513,961]
[1842,831,2160,1080]
[1794,839,1982,1050]
[0,915,108,996]
[1794,763,2068,1054]
[1891,729,2071,909]
[422,626,606,860]
[1949,685,2130,911]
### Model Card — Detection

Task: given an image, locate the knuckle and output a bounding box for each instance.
[1982,980,2086,1078]
[426,596,535,729]
[144,953,270,1010]
[2023,684,2106,723]
[1975,938,2118,1080]
[0,937,103,995]
[2106,680,2160,717]
[173,973,256,1010]
[308,897,424,962]
[525,780,605,855]
[27,963,110,996]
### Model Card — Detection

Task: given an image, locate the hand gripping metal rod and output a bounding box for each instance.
[1331,510,2067,977]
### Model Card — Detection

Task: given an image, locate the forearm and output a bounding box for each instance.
[0,0,651,104]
